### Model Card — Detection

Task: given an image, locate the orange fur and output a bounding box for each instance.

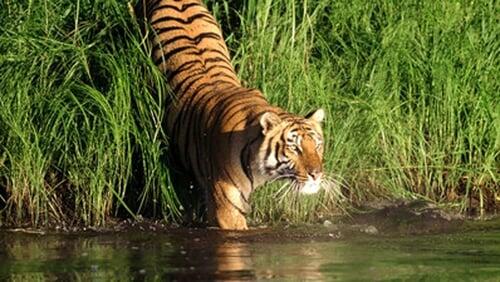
[144,0,325,230]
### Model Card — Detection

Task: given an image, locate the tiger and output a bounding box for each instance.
[141,0,325,230]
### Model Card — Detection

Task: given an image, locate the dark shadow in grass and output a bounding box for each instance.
[0,180,6,215]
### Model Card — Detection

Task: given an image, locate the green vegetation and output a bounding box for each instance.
[0,0,498,227]
[0,0,179,226]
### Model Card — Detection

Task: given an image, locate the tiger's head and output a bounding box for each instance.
[257,109,325,194]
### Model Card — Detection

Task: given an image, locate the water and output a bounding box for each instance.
[1,225,500,281]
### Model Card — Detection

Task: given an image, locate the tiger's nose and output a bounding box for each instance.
[308,170,323,181]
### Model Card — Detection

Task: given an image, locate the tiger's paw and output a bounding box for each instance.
[216,210,249,230]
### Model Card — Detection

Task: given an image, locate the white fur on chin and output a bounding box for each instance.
[299,177,322,194]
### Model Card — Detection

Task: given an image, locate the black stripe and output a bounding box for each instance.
[302,125,313,131]
[240,190,250,204]
[280,131,288,146]
[209,89,259,129]
[205,57,234,72]
[153,26,185,37]
[196,81,237,133]
[207,60,235,72]
[167,53,234,78]
[278,112,292,120]
[273,140,281,166]
[172,72,203,95]
[183,83,238,156]
[191,101,222,182]
[172,62,236,94]
[167,32,222,45]
[208,59,235,73]
[175,84,237,181]
[226,106,268,140]
[182,128,198,177]
[228,102,267,135]
[197,47,232,62]
[182,87,217,152]
[170,71,201,94]
[154,45,194,66]
[219,186,248,216]
[224,171,241,193]
[200,87,249,130]
[151,12,217,27]
[147,0,164,17]
[240,134,262,190]
[153,32,222,57]
[264,137,274,164]
[166,59,199,81]
[225,108,272,152]
[275,159,290,169]
[186,47,231,63]
[150,2,200,16]
[173,81,231,143]
[209,70,237,79]
[247,110,269,126]
[205,56,230,64]
[158,47,232,71]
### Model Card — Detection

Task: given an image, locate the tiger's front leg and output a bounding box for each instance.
[208,182,249,230]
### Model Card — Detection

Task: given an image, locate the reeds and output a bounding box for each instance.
[0,0,497,227]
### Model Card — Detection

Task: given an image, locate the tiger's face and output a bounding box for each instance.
[258,109,325,194]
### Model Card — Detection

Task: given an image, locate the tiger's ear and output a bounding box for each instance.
[259,112,282,135]
[306,108,325,123]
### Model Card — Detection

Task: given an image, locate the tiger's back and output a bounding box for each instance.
[149,0,239,92]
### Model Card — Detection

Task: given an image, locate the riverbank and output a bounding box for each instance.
[1,0,497,227]
[3,200,497,239]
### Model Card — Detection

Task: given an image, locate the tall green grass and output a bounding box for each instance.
[209,0,499,220]
[0,0,179,227]
[0,0,497,227]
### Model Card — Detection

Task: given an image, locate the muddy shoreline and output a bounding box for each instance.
[2,200,498,241]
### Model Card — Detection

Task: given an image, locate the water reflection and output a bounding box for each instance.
[0,231,259,281]
[1,228,500,281]
[1,233,136,281]
[160,240,256,280]
[214,242,254,280]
